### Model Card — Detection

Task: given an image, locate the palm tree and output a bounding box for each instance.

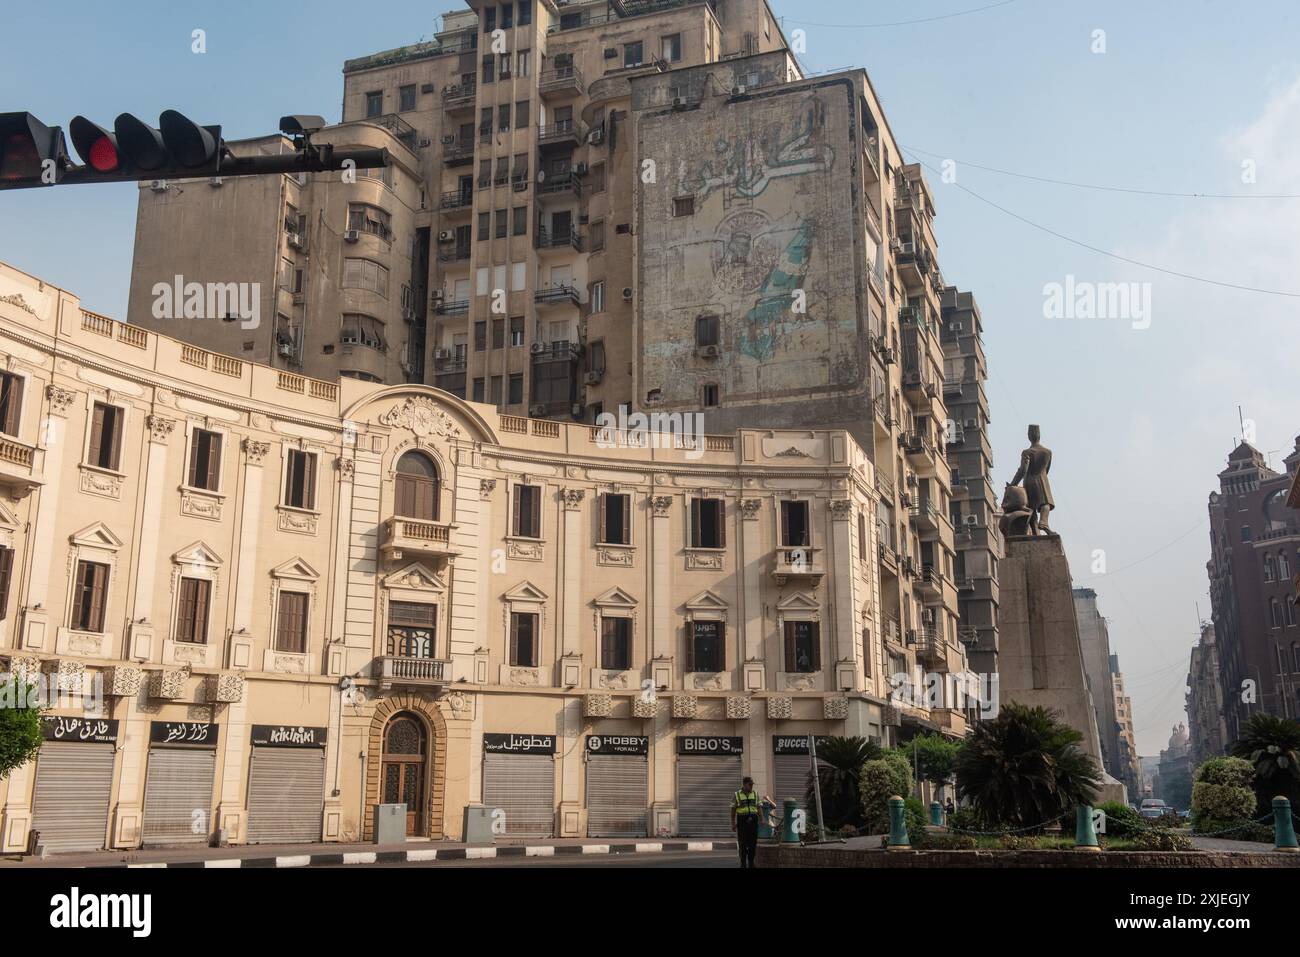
[1231,713,1300,812]
[805,736,882,830]
[954,703,1101,831]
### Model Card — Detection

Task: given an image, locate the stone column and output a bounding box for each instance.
[738,498,765,691]
[20,385,77,652]
[327,454,355,676]
[124,414,175,662]
[649,495,674,689]
[829,499,857,690]
[558,696,582,837]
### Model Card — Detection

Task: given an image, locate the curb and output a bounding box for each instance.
[97,841,737,869]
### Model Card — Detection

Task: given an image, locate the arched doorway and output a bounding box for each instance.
[381,713,429,836]
[395,451,440,520]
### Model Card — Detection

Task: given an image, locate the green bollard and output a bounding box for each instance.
[1074,804,1100,852]
[781,799,801,844]
[929,801,943,827]
[1273,796,1299,852]
[886,795,910,850]
[757,799,775,841]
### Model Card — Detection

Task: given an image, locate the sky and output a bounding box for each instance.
[3,0,1299,756]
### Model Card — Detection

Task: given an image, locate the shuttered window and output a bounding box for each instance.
[690,498,725,548]
[784,620,820,673]
[276,591,309,653]
[175,577,211,644]
[87,402,124,471]
[71,560,109,632]
[284,449,317,510]
[0,546,13,621]
[187,429,222,491]
[0,371,22,436]
[600,617,631,670]
[510,611,538,667]
[512,484,541,538]
[395,452,439,519]
[599,493,630,545]
[687,620,724,672]
[781,500,810,547]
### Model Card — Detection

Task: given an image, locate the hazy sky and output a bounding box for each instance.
[4,1,1299,754]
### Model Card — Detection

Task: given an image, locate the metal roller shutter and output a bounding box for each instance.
[245,747,325,844]
[676,755,741,837]
[482,753,554,837]
[773,755,827,810]
[586,755,647,838]
[31,742,114,853]
[142,749,217,847]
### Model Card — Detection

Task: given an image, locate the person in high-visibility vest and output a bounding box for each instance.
[731,776,761,868]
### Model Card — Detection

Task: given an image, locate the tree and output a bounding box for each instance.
[954,703,1102,831]
[0,677,43,779]
[805,735,882,830]
[1231,713,1300,812]
[909,732,962,799]
[858,757,913,834]
[1190,756,1256,829]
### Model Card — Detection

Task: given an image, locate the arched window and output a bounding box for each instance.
[1271,599,1283,628]
[395,451,440,520]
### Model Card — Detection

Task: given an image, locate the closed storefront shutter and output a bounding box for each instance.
[142,749,217,846]
[31,742,114,853]
[676,755,741,837]
[585,755,647,838]
[773,754,826,810]
[482,753,554,837]
[245,747,325,844]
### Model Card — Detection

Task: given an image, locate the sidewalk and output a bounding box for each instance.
[0,836,737,869]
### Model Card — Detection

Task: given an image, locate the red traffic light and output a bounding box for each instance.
[69,116,121,173]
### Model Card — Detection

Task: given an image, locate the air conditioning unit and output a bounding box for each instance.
[589,128,605,145]
[571,404,583,417]
[583,371,602,385]
[672,96,688,109]
[530,403,548,416]
[575,162,589,176]
[421,83,436,94]
[441,134,456,145]
[530,341,547,355]
[278,343,295,358]
[149,180,169,192]
[730,85,746,96]
[403,307,416,321]
[964,515,980,527]
[430,289,444,302]
[419,138,432,148]
[621,287,633,302]
[208,176,223,187]
[513,180,528,191]
[603,48,618,59]
[344,229,360,242]
[948,322,964,333]
[287,232,305,250]
[697,344,720,359]
[438,230,455,243]
[900,241,915,255]
[964,418,977,429]
[435,348,451,360]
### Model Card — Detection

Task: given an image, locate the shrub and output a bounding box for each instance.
[904,796,927,842]
[1231,713,1300,813]
[858,759,899,834]
[947,806,984,834]
[0,678,43,779]
[1191,781,1256,822]
[879,749,915,799]
[1192,817,1272,843]
[1194,755,1255,789]
[1132,829,1193,851]
[1096,801,1142,838]
[805,736,882,830]
[914,831,976,850]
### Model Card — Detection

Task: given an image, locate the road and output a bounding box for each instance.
[342,849,738,868]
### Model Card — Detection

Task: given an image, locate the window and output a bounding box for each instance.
[512,205,528,236]
[478,211,491,240]
[695,314,718,347]
[498,103,511,132]
[1241,525,1252,543]
[601,617,632,670]
[388,600,437,658]
[515,99,530,129]
[661,34,682,62]
[784,620,820,673]
[590,162,606,193]
[482,55,495,83]
[276,591,309,654]
[781,500,811,547]
[518,2,531,27]
[0,371,23,436]
[483,6,496,31]
[187,428,222,491]
[589,220,605,252]
[87,402,124,471]
[702,383,720,407]
[858,512,868,560]
[510,611,538,667]
[690,498,726,548]
[688,620,724,672]
[1266,556,1277,582]
[589,340,606,375]
[284,449,317,510]
[501,2,513,28]
[472,378,486,402]
[510,315,525,346]
[673,195,695,217]
[365,91,383,118]
[342,258,390,297]
[1272,599,1284,629]
[0,546,12,621]
[399,84,417,112]
[590,280,605,314]
[347,203,391,239]
[624,41,643,68]
[513,483,541,538]
[175,577,211,644]
[395,451,440,520]
[71,560,109,632]
[517,48,531,76]
[508,373,524,405]
[495,207,508,239]
[499,53,512,79]
[600,493,631,545]
[862,627,872,676]
[474,320,487,351]
[490,375,503,406]
[341,314,386,351]
[492,317,505,349]
[512,153,529,183]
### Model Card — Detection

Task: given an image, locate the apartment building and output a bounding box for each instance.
[1110,654,1143,799]
[940,287,998,676]
[0,260,987,851]
[1205,435,1300,738]
[1071,588,1122,784]
[1186,621,1229,767]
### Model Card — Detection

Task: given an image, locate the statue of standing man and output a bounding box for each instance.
[1008,424,1054,535]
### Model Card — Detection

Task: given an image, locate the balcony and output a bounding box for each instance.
[537,121,585,149]
[437,29,478,55]
[441,138,475,164]
[531,341,581,363]
[900,431,930,464]
[535,228,582,254]
[539,65,585,100]
[909,498,940,533]
[915,627,944,665]
[436,246,472,265]
[547,11,612,33]
[534,283,581,307]
[536,174,580,202]
[442,82,477,114]
[439,190,474,212]
[371,113,418,152]
[433,355,467,375]
[434,298,469,316]
[895,238,931,289]
[382,517,459,561]
[916,565,942,600]
[773,546,825,584]
[878,542,899,578]
[376,655,453,690]
[0,437,41,494]
[872,394,894,435]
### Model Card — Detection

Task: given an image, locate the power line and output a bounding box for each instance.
[784,0,1019,29]
[1103,518,1210,576]
[902,144,1300,199]
[903,153,1300,298]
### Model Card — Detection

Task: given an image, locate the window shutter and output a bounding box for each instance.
[621,495,631,544]
[598,494,608,543]
[108,407,123,470]
[717,500,726,548]
[862,628,872,676]
[811,623,821,671]
[683,621,694,672]
[784,621,796,673]
[690,499,700,547]
[2,374,22,436]
[71,563,87,629]
[600,617,612,668]
[177,579,194,643]
[193,579,210,644]
[187,430,201,487]
[718,621,726,671]
[88,404,105,468]
[88,563,107,632]
[512,485,522,536]
[303,453,316,510]
[510,612,520,665]
[0,546,11,620]
[206,433,222,490]
[780,501,790,547]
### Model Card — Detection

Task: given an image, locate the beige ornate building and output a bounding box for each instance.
[0,261,974,851]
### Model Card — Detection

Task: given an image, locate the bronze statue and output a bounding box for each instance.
[1007,424,1054,535]
[998,485,1034,537]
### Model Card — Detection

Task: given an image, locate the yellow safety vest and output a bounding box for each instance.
[733,789,759,817]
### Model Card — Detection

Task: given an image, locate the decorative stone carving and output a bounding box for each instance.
[336,456,355,480]
[106,666,144,697]
[146,414,175,444]
[63,629,106,656]
[0,292,38,317]
[584,693,613,718]
[883,704,902,727]
[79,467,123,500]
[479,478,496,499]
[45,659,86,694]
[210,672,244,703]
[766,695,793,720]
[685,550,724,570]
[672,694,698,719]
[11,656,42,684]
[785,674,817,691]
[379,397,461,439]
[739,498,762,520]
[562,488,585,510]
[824,696,850,720]
[445,690,472,717]
[46,385,76,417]
[269,653,307,674]
[180,489,222,520]
[243,439,272,466]
[773,446,813,458]
[597,547,634,567]
[726,695,752,719]
[278,509,318,535]
[829,499,854,520]
[596,670,631,690]
[507,540,543,561]
[651,495,673,517]
[632,696,658,718]
[692,673,723,690]
[148,669,187,700]
[508,667,540,686]
[168,641,210,666]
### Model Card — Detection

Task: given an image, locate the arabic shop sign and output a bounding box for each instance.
[150,721,219,748]
[772,735,832,755]
[41,716,119,744]
[484,733,556,755]
[250,725,328,748]
[586,735,648,756]
[676,736,744,756]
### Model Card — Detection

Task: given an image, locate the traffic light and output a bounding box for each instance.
[65,111,223,184]
[0,113,69,188]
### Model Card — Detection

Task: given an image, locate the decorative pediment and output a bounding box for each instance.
[379,396,462,440]
[593,586,637,608]
[776,591,820,612]
[271,556,320,582]
[381,561,446,592]
[685,589,728,612]
[171,540,223,570]
[503,580,549,604]
[69,521,125,552]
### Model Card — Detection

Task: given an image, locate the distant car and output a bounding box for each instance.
[1178,809,1191,821]
[1138,799,1177,821]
